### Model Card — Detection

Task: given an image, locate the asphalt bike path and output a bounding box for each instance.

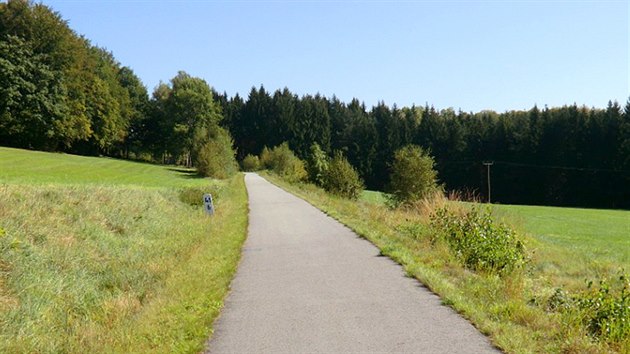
[207,173,500,353]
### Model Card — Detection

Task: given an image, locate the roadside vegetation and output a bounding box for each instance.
[0,148,248,353]
[256,143,629,353]
[2,1,628,352]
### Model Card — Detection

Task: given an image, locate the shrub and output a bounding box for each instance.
[307,143,329,186]
[259,146,273,169]
[542,274,630,347]
[575,274,629,344]
[178,185,223,206]
[194,128,238,179]
[322,152,364,199]
[241,154,260,172]
[430,206,526,274]
[388,145,439,207]
[266,143,307,183]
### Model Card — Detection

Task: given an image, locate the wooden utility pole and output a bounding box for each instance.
[483,161,494,203]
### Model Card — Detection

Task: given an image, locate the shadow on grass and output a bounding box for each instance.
[167,167,205,179]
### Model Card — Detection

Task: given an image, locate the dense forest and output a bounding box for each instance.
[1,0,629,209]
[216,88,630,209]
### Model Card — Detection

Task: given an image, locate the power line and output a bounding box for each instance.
[482,161,493,203]
[437,160,630,174]
[493,161,629,174]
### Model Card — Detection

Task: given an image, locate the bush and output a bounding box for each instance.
[241,154,260,172]
[259,146,273,169]
[575,274,629,344]
[430,206,526,274]
[178,185,223,206]
[388,145,439,207]
[322,152,364,199]
[194,128,238,179]
[307,143,328,186]
[542,274,630,347]
[266,143,307,183]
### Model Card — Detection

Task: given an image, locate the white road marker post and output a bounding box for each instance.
[203,193,214,215]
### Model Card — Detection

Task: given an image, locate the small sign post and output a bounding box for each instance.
[203,193,214,215]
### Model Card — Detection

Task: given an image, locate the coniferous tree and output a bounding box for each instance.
[271,88,298,149]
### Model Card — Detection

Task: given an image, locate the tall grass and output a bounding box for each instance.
[0,148,248,353]
[265,173,629,353]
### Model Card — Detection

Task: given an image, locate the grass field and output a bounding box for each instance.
[0,147,248,353]
[0,147,207,188]
[492,204,629,265]
[266,175,629,353]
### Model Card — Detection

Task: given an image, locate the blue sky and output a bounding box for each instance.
[44,0,628,112]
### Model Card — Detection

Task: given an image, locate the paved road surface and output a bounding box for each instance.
[206,173,500,353]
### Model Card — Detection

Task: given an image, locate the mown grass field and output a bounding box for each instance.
[0,147,207,188]
[491,204,629,265]
[267,175,629,353]
[0,147,248,353]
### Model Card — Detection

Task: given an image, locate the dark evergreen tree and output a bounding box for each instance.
[271,88,298,149]
[344,99,378,188]
[371,102,399,189]
[240,85,272,156]
[292,94,331,159]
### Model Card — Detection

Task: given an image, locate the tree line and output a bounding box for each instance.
[2,0,628,208]
[0,0,150,155]
[216,87,630,209]
[0,0,233,173]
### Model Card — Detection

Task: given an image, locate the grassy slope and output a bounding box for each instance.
[0,147,248,353]
[361,190,389,205]
[266,175,629,353]
[0,147,206,188]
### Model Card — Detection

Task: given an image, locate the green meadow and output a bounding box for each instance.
[0,147,248,353]
[492,204,629,265]
[0,147,208,188]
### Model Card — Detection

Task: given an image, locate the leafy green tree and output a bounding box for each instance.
[388,145,439,206]
[172,72,222,164]
[241,154,261,172]
[83,46,131,154]
[194,127,238,179]
[0,0,137,153]
[266,143,307,183]
[259,146,273,169]
[148,72,221,165]
[143,82,172,162]
[117,66,149,157]
[322,152,364,199]
[0,35,68,150]
[307,142,329,186]
[0,1,95,150]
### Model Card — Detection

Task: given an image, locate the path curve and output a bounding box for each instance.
[206,173,500,353]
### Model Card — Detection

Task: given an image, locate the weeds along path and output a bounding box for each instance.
[206,173,499,353]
